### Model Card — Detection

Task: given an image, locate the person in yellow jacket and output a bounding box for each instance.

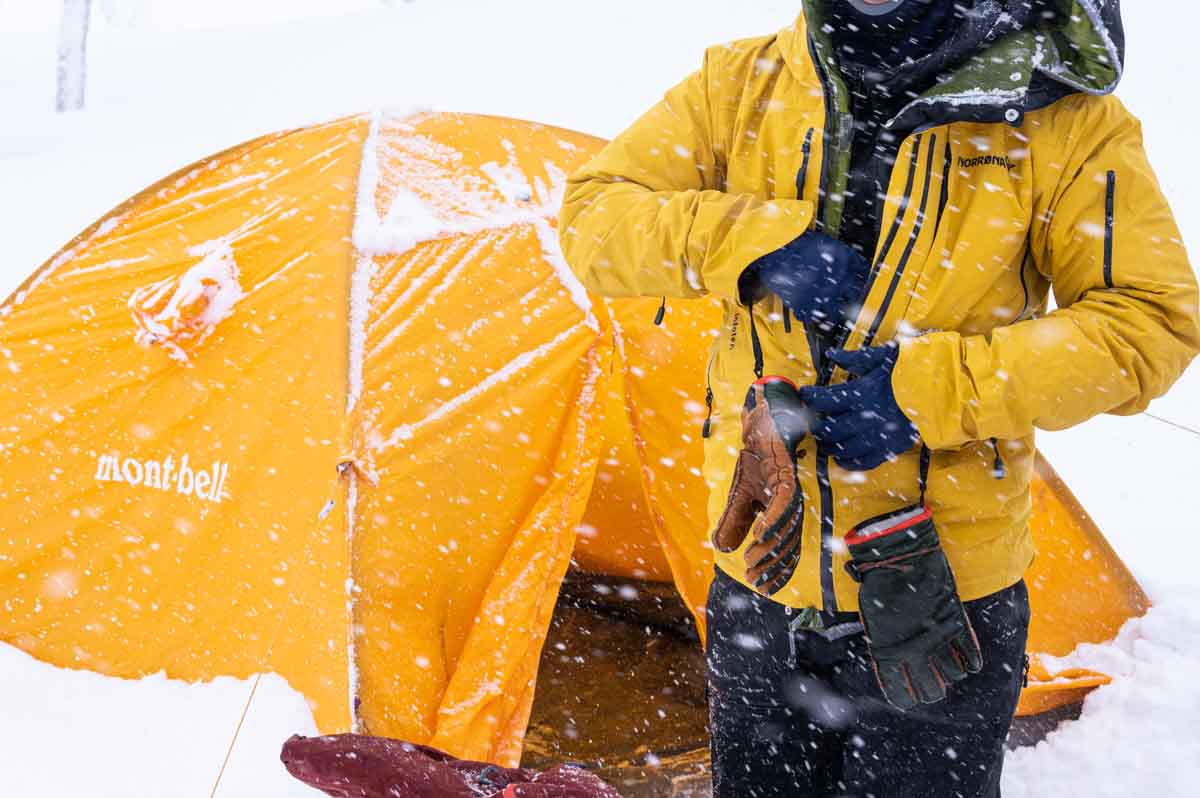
[561,0,1199,795]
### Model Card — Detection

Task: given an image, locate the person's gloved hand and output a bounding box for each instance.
[844,505,984,710]
[799,343,919,471]
[739,231,870,334]
[711,377,810,596]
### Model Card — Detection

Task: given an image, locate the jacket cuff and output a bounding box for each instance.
[891,332,967,450]
[700,198,813,304]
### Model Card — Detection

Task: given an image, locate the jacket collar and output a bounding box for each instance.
[778,0,1125,131]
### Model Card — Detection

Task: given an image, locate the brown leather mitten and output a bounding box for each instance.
[711,377,809,595]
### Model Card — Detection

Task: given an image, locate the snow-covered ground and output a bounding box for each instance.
[2,2,1199,796]
[0,643,321,796]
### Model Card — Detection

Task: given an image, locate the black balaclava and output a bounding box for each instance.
[825,0,963,75]
[821,0,969,259]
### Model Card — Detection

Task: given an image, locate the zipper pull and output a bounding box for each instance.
[990,438,1007,479]
[702,385,714,439]
[783,308,792,334]
[653,297,667,326]
[835,112,855,152]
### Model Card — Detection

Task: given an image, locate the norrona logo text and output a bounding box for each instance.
[95,453,231,504]
[958,155,1015,170]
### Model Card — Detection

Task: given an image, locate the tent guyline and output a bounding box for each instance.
[1143,410,1200,440]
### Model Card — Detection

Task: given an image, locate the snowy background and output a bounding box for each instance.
[1,2,1198,796]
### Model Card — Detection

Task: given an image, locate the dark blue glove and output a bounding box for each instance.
[740,231,870,334]
[799,343,920,471]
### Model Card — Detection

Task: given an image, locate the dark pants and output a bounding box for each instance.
[707,568,1030,798]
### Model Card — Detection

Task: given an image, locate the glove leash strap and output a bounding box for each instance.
[747,307,765,379]
[918,444,931,505]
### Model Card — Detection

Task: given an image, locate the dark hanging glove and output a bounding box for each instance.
[711,377,810,596]
[845,505,984,710]
[800,342,920,471]
[739,231,870,334]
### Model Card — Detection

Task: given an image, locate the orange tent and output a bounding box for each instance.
[0,111,1147,766]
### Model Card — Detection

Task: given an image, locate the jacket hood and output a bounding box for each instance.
[783,0,1125,129]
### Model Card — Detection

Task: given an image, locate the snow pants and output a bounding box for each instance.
[706,568,1030,798]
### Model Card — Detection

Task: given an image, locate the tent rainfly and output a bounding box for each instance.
[0,111,1148,767]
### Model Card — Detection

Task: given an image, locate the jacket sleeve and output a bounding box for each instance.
[893,94,1200,450]
[558,48,814,303]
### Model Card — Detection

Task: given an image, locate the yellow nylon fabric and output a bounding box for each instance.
[562,14,1200,614]
[347,112,610,764]
[0,119,364,731]
[603,296,722,631]
[0,112,616,763]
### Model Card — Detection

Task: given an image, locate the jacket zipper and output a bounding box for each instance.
[796,127,815,201]
[819,135,922,385]
[703,123,817,437]
[861,133,939,350]
[804,34,858,614]
[1104,170,1116,289]
[815,132,925,612]
[932,139,952,243]
[783,128,817,337]
[1015,247,1033,322]
[804,32,854,239]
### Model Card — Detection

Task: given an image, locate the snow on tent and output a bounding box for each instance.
[0,111,1149,777]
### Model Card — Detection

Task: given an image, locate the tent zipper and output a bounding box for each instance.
[653,297,667,326]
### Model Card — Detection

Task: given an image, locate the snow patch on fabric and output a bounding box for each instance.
[351,110,594,326]
[373,323,587,452]
[129,237,245,363]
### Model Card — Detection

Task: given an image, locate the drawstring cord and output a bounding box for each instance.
[702,383,715,439]
[990,438,1007,479]
[653,297,667,326]
[701,342,717,439]
[786,608,822,668]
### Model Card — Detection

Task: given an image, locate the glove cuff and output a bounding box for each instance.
[736,264,768,307]
[753,375,798,389]
[845,504,937,567]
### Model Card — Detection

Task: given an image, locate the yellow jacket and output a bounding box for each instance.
[560,5,1200,612]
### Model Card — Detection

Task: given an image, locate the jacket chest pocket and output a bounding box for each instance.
[854,132,1039,347]
[722,113,822,203]
[907,150,1039,337]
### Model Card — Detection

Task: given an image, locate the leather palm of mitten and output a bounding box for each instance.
[845,505,984,710]
[711,377,810,596]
